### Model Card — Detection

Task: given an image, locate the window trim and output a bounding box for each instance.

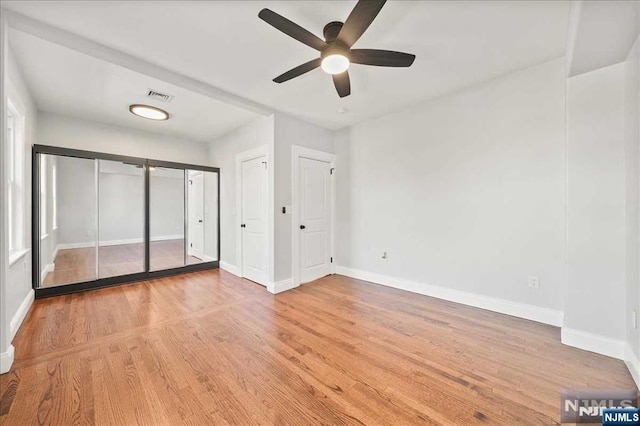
[7,98,24,253]
[9,248,29,268]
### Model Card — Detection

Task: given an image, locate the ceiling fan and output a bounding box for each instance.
[258,0,415,98]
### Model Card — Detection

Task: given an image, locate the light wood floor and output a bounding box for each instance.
[2,270,636,424]
[42,239,204,288]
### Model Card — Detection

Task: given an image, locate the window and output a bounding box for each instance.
[7,100,24,254]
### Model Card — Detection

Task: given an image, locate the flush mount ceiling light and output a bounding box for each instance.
[129,104,169,121]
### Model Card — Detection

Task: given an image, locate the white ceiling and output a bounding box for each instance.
[8,30,261,143]
[569,0,639,77]
[3,1,571,130]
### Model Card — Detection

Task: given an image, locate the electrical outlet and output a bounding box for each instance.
[381,251,388,260]
[528,276,539,289]
[633,310,637,329]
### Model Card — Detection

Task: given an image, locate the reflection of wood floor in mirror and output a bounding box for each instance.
[41,239,205,288]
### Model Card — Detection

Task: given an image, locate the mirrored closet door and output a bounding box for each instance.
[34,146,220,296]
[98,159,146,279]
[38,154,98,287]
[149,166,186,271]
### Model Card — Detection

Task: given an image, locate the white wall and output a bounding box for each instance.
[624,36,640,366]
[273,112,335,282]
[149,173,184,241]
[335,58,567,314]
[565,63,627,344]
[208,115,274,271]
[54,158,187,246]
[3,43,37,365]
[56,156,97,245]
[99,166,144,243]
[37,111,210,166]
[208,112,334,283]
[1,13,8,370]
[7,45,38,346]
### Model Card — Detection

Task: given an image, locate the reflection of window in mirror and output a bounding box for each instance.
[52,160,58,230]
[7,99,24,255]
[40,155,47,238]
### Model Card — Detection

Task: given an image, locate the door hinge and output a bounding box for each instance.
[330,168,335,175]
[330,257,333,263]
[189,180,193,185]
[190,243,193,247]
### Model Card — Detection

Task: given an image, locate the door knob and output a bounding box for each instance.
[300,225,306,229]
[198,220,203,223]
[241,224,246,228]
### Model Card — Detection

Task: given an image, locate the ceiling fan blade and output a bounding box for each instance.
[273,58,322,83]
[332,71,351,98]
[337,0,386,47]
[259,9,327,51]
[350,49,416,67]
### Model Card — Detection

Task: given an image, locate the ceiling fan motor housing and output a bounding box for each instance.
[321,42,350,61]
[323,21,343,43]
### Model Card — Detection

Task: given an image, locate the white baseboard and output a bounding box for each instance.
[561,327,625,360]
[624,343,640,390]
[219,261,239,277]
[219,263,296,294]
[55,234,183,251]
[10,289,35,342]
[335,266,564,327]
[268,278,298,294]
[0,345,15,375]
[40,263,55,283]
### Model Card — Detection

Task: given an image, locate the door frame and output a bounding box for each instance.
[235,145,274,286]
[291,145,336,287]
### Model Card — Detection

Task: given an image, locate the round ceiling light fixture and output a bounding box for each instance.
[129,104,169,121]
[321,54,350,75]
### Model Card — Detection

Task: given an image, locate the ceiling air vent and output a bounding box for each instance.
[146,89,174,103]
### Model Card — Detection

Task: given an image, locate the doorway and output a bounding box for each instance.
[235,146,270,286]
[292,146,335,286]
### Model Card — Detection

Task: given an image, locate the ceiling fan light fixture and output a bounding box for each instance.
[129,104,169,121]
[321,54,350,75]
[259,1,415,97]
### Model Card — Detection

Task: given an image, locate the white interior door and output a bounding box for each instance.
[241,156,268,285]
[188,172,204,260]
[299,157,332,284]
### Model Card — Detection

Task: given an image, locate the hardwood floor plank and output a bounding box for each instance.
[1,270,636,425]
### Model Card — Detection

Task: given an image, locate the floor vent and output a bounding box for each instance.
[146,89,174,103]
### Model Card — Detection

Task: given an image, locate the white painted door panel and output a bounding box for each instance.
[241,156,268,285]
[299,157,331,283]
